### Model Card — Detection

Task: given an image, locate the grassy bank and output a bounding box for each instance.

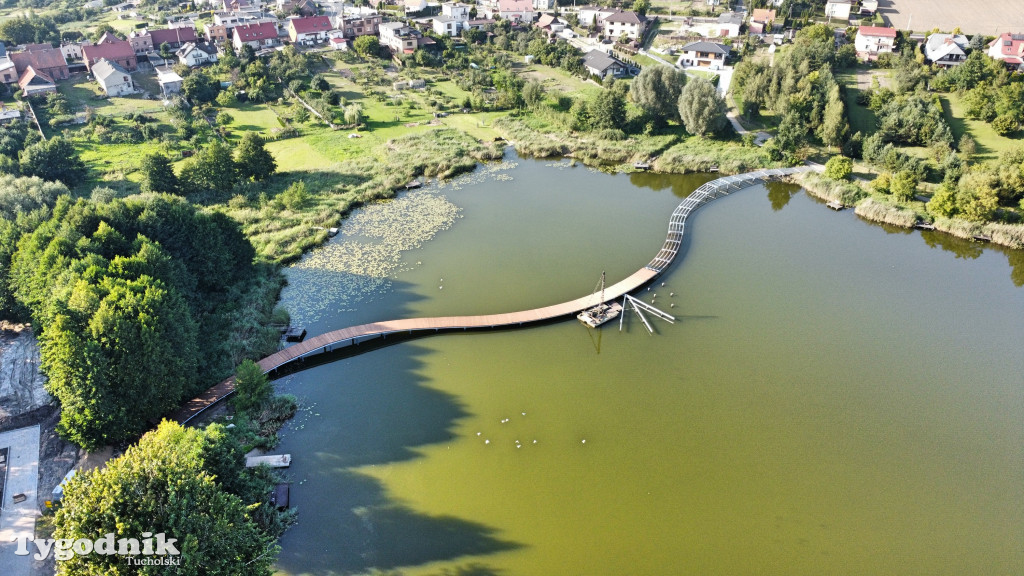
[218,128,503,263]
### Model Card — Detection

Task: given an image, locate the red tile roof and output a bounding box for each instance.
[289,16,332,35]
[83,38,135,64]
[18,66,54,91]
[234,22,278,41]
[150,26,198,45]
[10,45,67,74]
[857,26,897,38]
[989,33,1024,58]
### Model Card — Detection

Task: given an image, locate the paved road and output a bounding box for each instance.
[0,425,40,576]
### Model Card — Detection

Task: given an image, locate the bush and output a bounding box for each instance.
[824,156,853,180]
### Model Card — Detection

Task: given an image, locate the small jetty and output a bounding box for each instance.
[914,222,935,230]
[405,180,423,189]
[709,166,720,173]
[826,200,845,211]
[246,454,291,468]
[284,327,307,342]
[328,227,339,237]
[972,234,992,243]
[633,161,651,171]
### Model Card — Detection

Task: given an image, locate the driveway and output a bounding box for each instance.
[0,425,41,576]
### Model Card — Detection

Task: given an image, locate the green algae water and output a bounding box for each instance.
[273,153,1024,576]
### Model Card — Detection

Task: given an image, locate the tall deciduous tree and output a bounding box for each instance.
[235,132,277,182]
[678,77,727,137]
[232,359,271,415]
[19,137,86,186]
[819,85,848,151]
[53,421,278,575]
[630,66,686,124]
[589,89,626,130]
[140,153,180,195]
[179,140,238,196]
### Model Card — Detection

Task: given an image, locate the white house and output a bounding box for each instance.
[924,33,969,68]
[855,26,897,60]
[677,40,729,68]
[287,15,334,44]
[824,0,853,20]
[176,42,218,67]
[379,21,421,54]
[441,2,470,22]
[577,5,620,27]
[498,0,534,23]
[602,11,647,42]
[92,58,134,96]
[715,12,742,38]
[404,0,427,13]
[532,0,554,9]
[156,66,182,96]
[988,33,1024,69]
[432,15,459,37]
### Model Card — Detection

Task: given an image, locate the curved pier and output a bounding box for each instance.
[174,166,815,424]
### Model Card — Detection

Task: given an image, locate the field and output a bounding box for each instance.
[876,0,1023,35]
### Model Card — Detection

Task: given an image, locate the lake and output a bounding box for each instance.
[272,152,1024,576]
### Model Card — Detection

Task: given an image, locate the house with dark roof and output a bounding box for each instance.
[10,44,69,82]
[18,66,56,97]
[988,33,1024,70]
[92,58,135,96]
[925,33,969,68]
[176,42,219,67]
[678,40,729,68]
[150,26,198,50]
[601,11,647,41]
[287,16,334,44]
[232,22,280,50]
[582,49,628,79]
[83,33,138,72]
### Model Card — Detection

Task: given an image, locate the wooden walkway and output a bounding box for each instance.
[173,166,815,424]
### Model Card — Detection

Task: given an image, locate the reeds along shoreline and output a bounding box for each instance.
[796,172,1024,250]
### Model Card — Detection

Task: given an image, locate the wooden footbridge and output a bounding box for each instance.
[173,166,816,424]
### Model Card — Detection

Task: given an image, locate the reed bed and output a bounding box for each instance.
[798,172,867,205]
[854,197,919,228]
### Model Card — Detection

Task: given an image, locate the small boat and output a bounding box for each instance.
[578,272,623,328]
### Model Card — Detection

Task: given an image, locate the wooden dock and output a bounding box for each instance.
[172,166,817,425]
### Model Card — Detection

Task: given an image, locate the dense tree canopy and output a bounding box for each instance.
[10,194,258,447]
[19,137,86,186]
[678,77,727,137]
[630,66,686,124]
[54,421,278,575]
[235,133,277,182]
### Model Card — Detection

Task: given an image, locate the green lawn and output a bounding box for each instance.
[837,69,876,136]
[941,94,1020,162]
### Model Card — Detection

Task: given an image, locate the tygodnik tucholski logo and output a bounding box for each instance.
[13,532,181,565]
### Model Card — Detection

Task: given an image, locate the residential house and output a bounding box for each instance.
[442,2,470,21]
[532,0,554,9]
[92,58,135,96]
[577,6,620,27]
[854,26,897,60]
[433,16,459,37]
[150,26,199,51]
[82,33,138,72]
[0,45,16,84]
[156,67,183,96]
[464,18,495,31]
[536,13,557,30]
[924,33,969,68]
[177,42,219,66]
[128,29,154,53]
[582,49,628,79]
[602,11,647,42]
[824,0,853,20]
[329,36,349,50]
[278,0,318,16]
[860,0,878,15]
[715,12,742,38]
[288,16,334,44]
[334,13,382,39]
[379,22,421,54]
[404,0,427,13]
[749,9,776,35]
[10,44,70,81]
[60,43,83,61]
[677,40,729,68]
[987,33,1024,69]
[222,0,254,11]
[232,22,280,50]
[498,0,534,23]
[18,66,56,97]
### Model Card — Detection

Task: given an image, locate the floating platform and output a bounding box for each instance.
[405,180,423,189]
[578,302,623,328]
[914,222,935,230]
[327,227,339,237]
[633,162,651,170]
[972,234,992,243]
[246,454,291,468]
[271,483,290,510]
[826,200,845,211]
[284,327,307,342]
